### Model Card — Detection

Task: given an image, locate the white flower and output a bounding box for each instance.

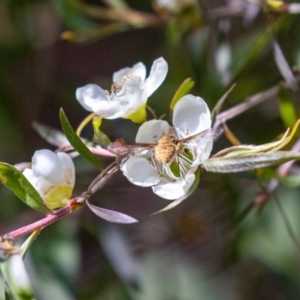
[121,94,213,200]
[76,57,168,122]
[23,150,75,209]
[155,0,196,14]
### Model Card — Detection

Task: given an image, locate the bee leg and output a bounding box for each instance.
[151,153,162,191]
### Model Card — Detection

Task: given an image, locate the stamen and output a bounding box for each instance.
[105,75,137,101]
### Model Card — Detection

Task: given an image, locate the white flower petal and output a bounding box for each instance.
[23,150,75,209]
[113,63,146,85]
[131,62,147,80]
[153,173,195,200]
[144,57,168,98]
[113,67,131,85]
[190,134,214,166]
[23,168,35,182]
[23,168,42,195]
[115,77,144,117]
[76,84,108,113]
[173,95,211,138]
[31,150,63,184]
[121,156,159,187]
[77,58,167,120]
[57,152,76,187]
[136,120,171,143]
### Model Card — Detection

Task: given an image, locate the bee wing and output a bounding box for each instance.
[108,139,156,156]
[179,129,212,143]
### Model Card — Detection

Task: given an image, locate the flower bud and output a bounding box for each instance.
[23,150,75,209]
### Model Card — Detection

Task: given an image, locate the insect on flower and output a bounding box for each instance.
[106,95,213,200]
[108,128,212,180]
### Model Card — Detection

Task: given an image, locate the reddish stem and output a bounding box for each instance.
[6,205,72,239]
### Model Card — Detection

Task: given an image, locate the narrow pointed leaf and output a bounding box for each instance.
[203,151,300,173]
[211,83,236,125]
[213,120,300,158]
[152,170,201,215]
[86,200,138,224]
[32,121,69,148]
[170,78,195,111]
[273,39,298,91]
[0,163,51,213]
[59,108,102,170]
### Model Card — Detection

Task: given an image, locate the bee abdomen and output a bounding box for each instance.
[154,135,178,164]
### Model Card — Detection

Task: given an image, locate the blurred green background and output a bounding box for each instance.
[1,0,300,299]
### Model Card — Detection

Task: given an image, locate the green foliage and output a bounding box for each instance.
[169,78,195,112]
[204,151,300,173]
[2,0,300,298]
[59,109,102,170]
[0,163,51,214]
[92,117,111,148]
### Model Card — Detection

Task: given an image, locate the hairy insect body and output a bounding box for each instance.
[108,129,211,179]
[154,135,178,164]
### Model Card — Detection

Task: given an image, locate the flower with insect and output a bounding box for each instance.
[23,150,75,210]
[109,94,213,200]
[76,57,168,123]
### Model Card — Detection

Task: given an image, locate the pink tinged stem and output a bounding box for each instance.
[6,205,72,239]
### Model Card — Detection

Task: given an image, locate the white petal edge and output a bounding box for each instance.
[57,152,76,187]
[173,95,211,139]
[31,150,63,183]
[130,62,147,80]
[153,173,195,200]
[114,77,144,118]
[113,62,146,85]
[113,67,131,85]
[144,57,168,98]
[121,156,159,187]
[136,120,171,143]
[76,84,108,113]
[190,135,214,166]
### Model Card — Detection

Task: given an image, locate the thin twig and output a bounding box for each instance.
[214,84,279,131]
[6,205,72,239]
[88,156,126,194]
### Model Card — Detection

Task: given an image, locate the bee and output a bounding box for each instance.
[107,129,212,179]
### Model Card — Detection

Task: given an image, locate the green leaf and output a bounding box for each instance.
[169,78,195,111]
[92,117,111,147]
[0,163,51,214]
[50,0,94,30]
[20,231,40,259]
[211,83,236,125]
[59,109,102,170]
[280,175,300,188]
[278,85,298,128]
[203,151,300,173]
[0,254,35,300]
[213,120,300,157]
[232,28,272,79]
